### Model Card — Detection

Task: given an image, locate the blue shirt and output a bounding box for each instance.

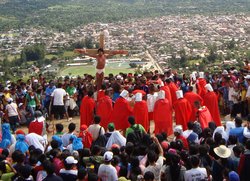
[45,86,56,102]
[229,127,244,143]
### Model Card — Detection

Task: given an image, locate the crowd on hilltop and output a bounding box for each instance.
[0,62,250,181]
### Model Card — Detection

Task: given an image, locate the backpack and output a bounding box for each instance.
[127,124,143,146]
[91,127,107,149]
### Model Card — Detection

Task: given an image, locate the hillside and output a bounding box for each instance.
[0,0,249,31]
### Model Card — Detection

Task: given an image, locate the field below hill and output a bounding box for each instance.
[60,65,135,77]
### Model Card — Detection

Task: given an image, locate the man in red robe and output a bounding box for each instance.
[133,93,149,132]
[194,101,213,129]
[203,83,222,126]
[184,86,203,121]
[197,72,207,98]
[111,90,133,130]
[96,91,113,130]
[153,90,173,135]
[173,90,192,131]
[166,78,178,104]
[80,91,95,126]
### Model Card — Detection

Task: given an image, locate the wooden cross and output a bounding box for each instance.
[74,32,128,56]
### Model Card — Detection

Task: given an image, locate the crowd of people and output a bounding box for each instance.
[0,65,250,181]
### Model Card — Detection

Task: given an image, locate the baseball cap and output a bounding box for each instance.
[65,156,78,164]
[229,171,240,181]
[103,151,113,161]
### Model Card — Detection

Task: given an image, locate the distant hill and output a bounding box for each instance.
[0,0,249,31]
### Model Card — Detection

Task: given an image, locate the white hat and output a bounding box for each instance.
[174,125,183,134]
[222,70,228,75]
[18,103,23,107]
[199,72,204,78]
[33,79,38,83]
[4,87,9,91]
[205,84,213,92]
[176,90,183,99]
[135,93,142,102]
[6,80,11,85]
[191,72,197,81]
[117,75,123,80]
[65,156,78,164]
[245,75,250,80]
[213,145,231,158]
[120,90,129,98]
[104,151,113,161]
[158,90,165,100]
[7,97,13,103]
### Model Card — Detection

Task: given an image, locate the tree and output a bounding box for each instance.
[21,44,46,62]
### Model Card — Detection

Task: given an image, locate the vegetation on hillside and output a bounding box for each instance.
[0,0,249,31]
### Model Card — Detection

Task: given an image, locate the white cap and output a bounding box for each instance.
[65,156,78,164]
[135,93,142,102]
[6,80,11,85]
[244,75,250,80]
[158,90,165,100]
[104,151,113,161]
[205,84,213,92]
[174,125,183,134]
[18,103,23,107]
[7,97,13,103]
[4,87,9,91]
[222,70,228,75]
[33,79,38,83]
[117,75,123,80]
[199,72,204,78]
[176,90,183,99]
[120,90,129,98]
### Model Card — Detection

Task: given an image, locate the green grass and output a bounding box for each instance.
[45,54,58,59]
[63,51,75,57]
[60,65,135,76]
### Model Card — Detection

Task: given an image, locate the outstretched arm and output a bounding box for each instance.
[74,48,98,58]
[106,50,128,58]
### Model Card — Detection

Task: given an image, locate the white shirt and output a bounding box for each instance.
[147,93,158,112]
[246,86,250,98]
[184,167,207,181]
[25,133,46,152]
[98,164,118,181]
[51,88,66,106]
[88,124,105,141]
[61,133,74,147]
[6,103,18,117]
[144,156,164,181]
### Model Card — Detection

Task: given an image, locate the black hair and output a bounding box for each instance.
[1,149,9,158]
[51,140,59,149]
[56,123,64,133]
[187,121,194,130]
[235,116,242,127]
[98,48,104,53]
[128,116,135,125]
[169,154,181,181]
[94,115,101,124]
[246,139,250,150]
[57,83,62,88]
[228,135,238,145]
[87,90,94,97]
[77,168,87,180]
[19,165,32,179]
[43,160,55,175]
[68,123,76,132]
[190,155,200,168]
[147,151,157,164]
[144,171,155,180]
[0,161,7,173]
[91,145,101,155]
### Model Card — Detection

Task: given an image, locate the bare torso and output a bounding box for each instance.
[96,55,106,69]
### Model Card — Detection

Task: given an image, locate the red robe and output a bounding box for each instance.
[173,98,192,131]
[111,97,133,130]
[167,82,178,104]
[184,91,203,121]
[197,78,207,98]
[29,121,43,135]
[80,96,95,126]
[203,91,221,126]
[153,99,173,135]
[96,95,113,129]
[160,85,172,107]
[198,106,213,129]
[133,100,149,132]
[97,90,105,101]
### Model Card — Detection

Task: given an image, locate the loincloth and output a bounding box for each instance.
[96,68,105,74]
